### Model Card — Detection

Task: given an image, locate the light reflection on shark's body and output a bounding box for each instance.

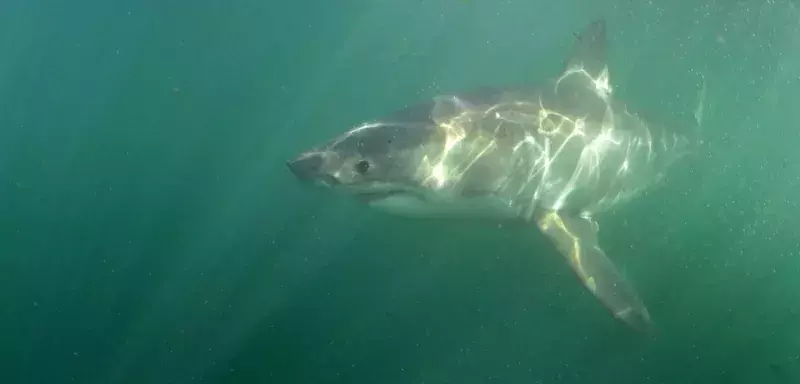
[287,20,705,332]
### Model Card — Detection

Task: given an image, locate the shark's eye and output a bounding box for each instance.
[354,160,370,174]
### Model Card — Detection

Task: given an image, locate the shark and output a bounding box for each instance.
[286,19,705,332]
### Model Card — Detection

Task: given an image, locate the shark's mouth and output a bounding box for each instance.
[353,189,410,203]
[347,183,431,204]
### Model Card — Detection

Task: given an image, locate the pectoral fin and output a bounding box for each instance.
[536,211,655,332]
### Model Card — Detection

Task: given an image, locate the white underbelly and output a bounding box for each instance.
[368,194,520,220]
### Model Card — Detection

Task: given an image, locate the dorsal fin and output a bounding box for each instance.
[563,19,608,76]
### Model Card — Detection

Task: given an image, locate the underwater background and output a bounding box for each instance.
[2,0,800,383]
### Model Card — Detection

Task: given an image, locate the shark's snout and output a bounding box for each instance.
[286,153,323,181]
[288,152,343,187]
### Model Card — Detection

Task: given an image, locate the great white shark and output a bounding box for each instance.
[286,19,705,332]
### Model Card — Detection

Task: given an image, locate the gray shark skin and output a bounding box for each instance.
[287,20,704,333]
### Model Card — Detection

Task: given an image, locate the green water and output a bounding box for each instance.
[2,0,800,383]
